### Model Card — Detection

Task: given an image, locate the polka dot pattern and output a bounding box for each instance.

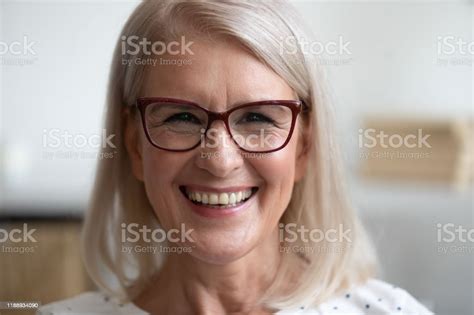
[36,279,433,314]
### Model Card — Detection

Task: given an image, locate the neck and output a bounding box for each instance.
[134,228,282,315]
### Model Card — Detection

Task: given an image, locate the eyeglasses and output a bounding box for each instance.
[135,97,307,153]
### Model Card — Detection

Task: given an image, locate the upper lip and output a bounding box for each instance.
[180,185,257,193]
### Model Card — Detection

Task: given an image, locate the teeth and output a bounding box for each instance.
[219,193,229,204]
[185,188,254,206]
[229,193,236,204]
[236,191,242,202]
[209,193,218,205]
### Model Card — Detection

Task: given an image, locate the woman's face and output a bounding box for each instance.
[126,38,309,264]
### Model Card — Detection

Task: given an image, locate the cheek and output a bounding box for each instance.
[251,138,298,220]
[252,150,296,183]
[140,145,190,225]
[142,148,177,177]
[258,133,298,185]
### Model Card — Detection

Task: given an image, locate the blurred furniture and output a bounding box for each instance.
[0,219,94,314]
[359,118,473,189]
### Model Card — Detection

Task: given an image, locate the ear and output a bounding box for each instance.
[123,107,145,181]
[294,118,312,182]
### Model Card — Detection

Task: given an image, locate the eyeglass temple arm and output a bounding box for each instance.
[301,100,311,113]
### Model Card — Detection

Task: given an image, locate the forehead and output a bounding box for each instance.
[139,38,295,108]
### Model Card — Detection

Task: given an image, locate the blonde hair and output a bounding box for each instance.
[82,0,376,309]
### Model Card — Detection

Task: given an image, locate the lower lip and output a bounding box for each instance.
[183,192,255,219]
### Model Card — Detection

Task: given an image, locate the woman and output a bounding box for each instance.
[39,0,432,314]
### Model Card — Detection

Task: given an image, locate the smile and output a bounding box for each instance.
[179,186,259,208]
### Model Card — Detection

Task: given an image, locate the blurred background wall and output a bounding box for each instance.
[0,0,472,314]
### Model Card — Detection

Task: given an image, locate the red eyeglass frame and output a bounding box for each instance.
[135,97,308,153]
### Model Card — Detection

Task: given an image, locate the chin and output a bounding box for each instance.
[185,227,262,265]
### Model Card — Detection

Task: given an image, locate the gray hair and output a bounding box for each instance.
[82,0,376,309]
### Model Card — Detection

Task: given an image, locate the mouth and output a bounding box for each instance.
[179,186,259,209]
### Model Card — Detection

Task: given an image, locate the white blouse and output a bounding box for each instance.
[37,279,433,314]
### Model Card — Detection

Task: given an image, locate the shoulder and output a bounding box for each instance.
[315,279,433,314]
[279,279,433,314]
[36,291,147,315]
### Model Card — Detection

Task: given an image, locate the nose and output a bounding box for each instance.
[194,121,244,178]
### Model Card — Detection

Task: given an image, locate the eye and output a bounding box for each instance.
[240,112,274,124]
[164,112,202,124]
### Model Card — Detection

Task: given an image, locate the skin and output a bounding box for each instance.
[125,37,311,314]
